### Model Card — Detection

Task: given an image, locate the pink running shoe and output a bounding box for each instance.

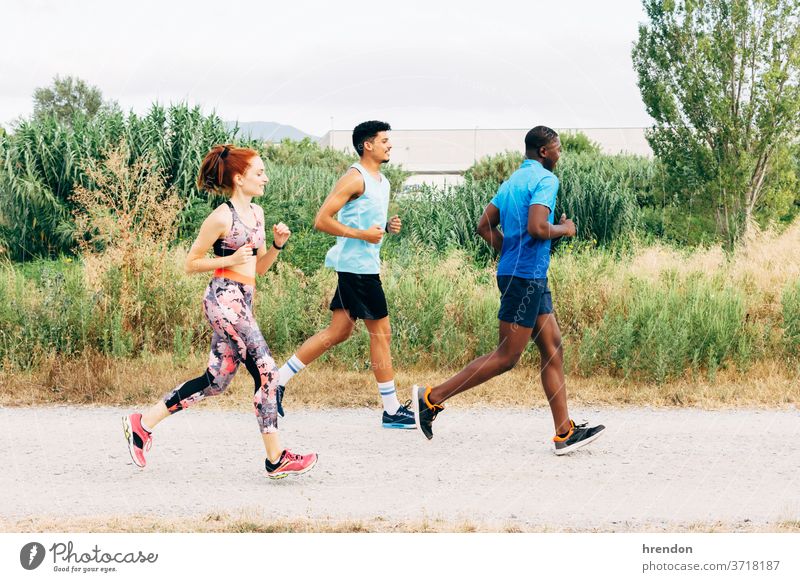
[122,413,152,468]
[265,449,317,480]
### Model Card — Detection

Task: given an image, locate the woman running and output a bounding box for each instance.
[123,144,317,479]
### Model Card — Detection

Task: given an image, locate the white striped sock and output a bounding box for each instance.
[378,379,400,414]
[278,354,306,386]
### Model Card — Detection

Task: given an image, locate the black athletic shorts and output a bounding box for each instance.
[329,271,389,320]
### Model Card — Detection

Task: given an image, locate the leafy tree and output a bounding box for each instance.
[632,0,800,246]
[32,75,112,124]
[560,131,602,155]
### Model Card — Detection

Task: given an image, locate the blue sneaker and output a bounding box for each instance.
[382,401,416,429]
[276,384,285,417]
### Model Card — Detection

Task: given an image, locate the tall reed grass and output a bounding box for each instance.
[0,104,235,259]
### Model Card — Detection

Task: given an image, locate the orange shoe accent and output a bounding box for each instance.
[553,429,574,443]
[213,268,256,287]
[423,386,444,411]
[553,419,576,442]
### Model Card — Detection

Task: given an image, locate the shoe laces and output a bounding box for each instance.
[143,432,153,452]
[282,449,300,463]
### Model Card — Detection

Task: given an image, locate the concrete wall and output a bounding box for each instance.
[319,127,651,174]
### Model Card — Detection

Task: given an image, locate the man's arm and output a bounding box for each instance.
[477,203,503,253]
[527,204,576,240]
[313,169,385,244]
[526,176,576,240]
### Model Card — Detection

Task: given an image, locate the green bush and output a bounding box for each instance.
[782,279,800,359]
[0,245,786,383]
[397,180,497,265]
[559,131,602,155]
[264,138,353,173]
[263,137,409,194]
[555,153,652,244]
[463,151,523,184]
[577,272,758,383]
[462,151,654,246]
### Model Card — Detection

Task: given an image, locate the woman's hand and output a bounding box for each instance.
[228,243,255,267]
[273,223,291,248]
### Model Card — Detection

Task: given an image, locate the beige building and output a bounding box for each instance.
[318,127,651,186]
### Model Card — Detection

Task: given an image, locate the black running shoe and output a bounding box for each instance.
[382,401,416,429]
[411,384,444,440]
[276,384,285,417]
[553,420,605,455]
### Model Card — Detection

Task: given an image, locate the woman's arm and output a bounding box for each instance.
[256,218,290,276]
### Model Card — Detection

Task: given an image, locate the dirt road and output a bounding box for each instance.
[1,405,798,531]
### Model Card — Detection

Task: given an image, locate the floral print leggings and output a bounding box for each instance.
[163,277,279,433]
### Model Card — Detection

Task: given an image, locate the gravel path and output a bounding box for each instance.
[1,406,798,531]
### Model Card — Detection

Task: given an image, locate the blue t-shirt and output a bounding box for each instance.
[490,159,558,279]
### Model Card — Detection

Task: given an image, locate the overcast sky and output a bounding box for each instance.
[1,0,653,135]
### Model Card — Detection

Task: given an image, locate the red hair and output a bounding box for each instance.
[197,144,259,194]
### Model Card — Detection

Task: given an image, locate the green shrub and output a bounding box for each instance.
[555,153,651,244]
[463,151,523,184]
[263,137,409,194]
[782,279,800,358]
[577,272,758,382]
[559,131,602,155]
[397,180,497,265]
[462,151,653,246]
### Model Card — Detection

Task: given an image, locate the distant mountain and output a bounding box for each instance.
[226,121,316,143]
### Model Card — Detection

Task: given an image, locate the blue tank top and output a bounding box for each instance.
[324,163,390,274]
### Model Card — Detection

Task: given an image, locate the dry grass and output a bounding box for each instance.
[627,222,800,314]
[2,223,799,409]
[2,513,798,533]
[1,353,797,409]
[71,141,183,337]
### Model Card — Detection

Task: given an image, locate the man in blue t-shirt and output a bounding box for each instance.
[412,126,605,455]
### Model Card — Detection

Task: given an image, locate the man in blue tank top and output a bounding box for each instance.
[411,126,605,454]
[275,121,415,429]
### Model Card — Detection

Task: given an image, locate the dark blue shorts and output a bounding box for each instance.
[497,276,553,328]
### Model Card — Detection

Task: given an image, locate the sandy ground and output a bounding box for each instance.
[1,405,798,531]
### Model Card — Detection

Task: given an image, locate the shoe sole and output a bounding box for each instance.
[411,385,433,440]
[266,455,318,480]
[382,422,416,429]
[411,385,423,434]
[122,415,145,468]
[553,428,605,456]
